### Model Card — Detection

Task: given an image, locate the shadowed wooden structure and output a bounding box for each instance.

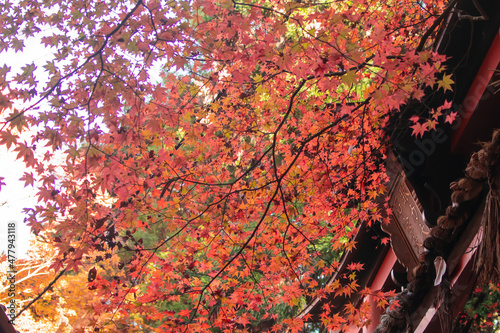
[299,0,500,331]
[0,305,16,333]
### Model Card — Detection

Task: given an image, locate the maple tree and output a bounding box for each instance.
[0,235,103,332]
[0,0,457,331]
[454,283,500,333]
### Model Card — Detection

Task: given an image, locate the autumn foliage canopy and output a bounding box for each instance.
[0,0,455,331]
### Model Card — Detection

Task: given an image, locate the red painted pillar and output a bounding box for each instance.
[451,31,500,153]
[363,249,397,333]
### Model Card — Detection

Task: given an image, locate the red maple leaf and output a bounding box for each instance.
[445,111,458,124]
[410,122,428,138]
[346,262,364,271]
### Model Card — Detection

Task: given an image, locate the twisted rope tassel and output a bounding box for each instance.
[476,129,500,284]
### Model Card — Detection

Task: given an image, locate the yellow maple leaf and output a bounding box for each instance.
[438,74,454,92]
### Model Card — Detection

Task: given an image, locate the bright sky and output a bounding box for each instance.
[0,37,55,259]
[0,31,166,259]
[0,145,35,258]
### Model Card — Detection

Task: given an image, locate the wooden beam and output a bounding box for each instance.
[0,307,17,333]
[411,199,484,332]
